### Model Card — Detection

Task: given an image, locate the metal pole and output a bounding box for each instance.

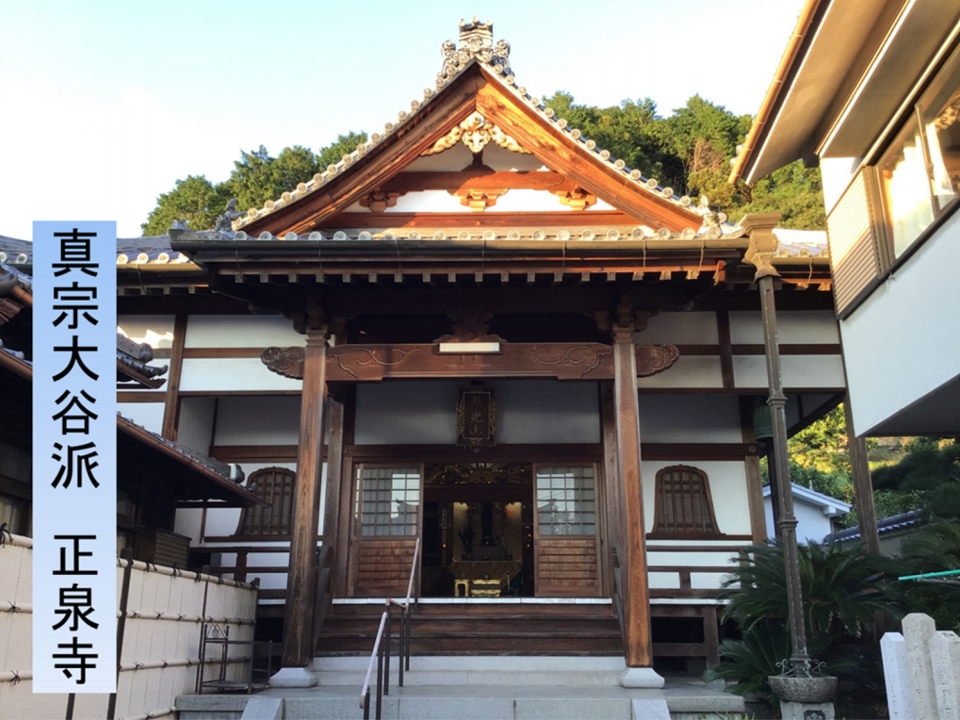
[398,610,405,688]
[383,603,391,696]
[758,274,811,675]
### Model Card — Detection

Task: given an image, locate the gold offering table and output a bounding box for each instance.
[449,560,521,598]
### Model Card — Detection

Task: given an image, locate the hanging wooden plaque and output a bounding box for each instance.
[456,386,497,451]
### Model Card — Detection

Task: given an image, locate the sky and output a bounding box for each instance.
[0,0,806,240]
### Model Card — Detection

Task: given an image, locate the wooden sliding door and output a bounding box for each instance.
[533,464,602,597]
[350,464,422,597]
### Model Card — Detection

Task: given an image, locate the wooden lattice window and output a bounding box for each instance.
[235,467,295,536]
[651,465,721,538]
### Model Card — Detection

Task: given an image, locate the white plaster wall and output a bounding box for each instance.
[213,396,304,445]
[820,157,862,215]
[841,211,960,434]
[401,143,546,173]
[355,380,599,445]
[118,402,165,434]
[183,314,303,348]
[733,355,845,389]
[641,460,751,536]
[647,551,740,567]
[177,396,215,455]
[496,380,599,444]
[636,356,724,389]
[117,314,176,348]
[638,395,742,443]
[174,508,203,543]
[764,495,834,543]
[637,312,719,345]
[356,381,456,444]
[179,358,303,392]
[729,311,839,345]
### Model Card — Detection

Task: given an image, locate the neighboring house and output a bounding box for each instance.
[731,0,960,438]
[0,257,263,563]
[763,482,851,543]
[824,509,925,556]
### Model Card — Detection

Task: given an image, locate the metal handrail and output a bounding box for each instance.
[359,537,421,720]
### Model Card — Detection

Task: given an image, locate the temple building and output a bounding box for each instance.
[3,19,849,693]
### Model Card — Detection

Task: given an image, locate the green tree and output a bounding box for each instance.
[316,131,368,170]
[140,175,231,236]
[872,439,960,518]
[731,161,826,230]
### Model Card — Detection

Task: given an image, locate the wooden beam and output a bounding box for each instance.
[332,386,356,598]
[317,210,643,229]
[372,170,576,193]
[161,314,187,441]
[262,342,680,382]
[282,335,327,669]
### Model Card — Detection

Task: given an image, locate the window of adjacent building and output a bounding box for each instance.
[0,493,30,537]
[652,465,720,537]
[535,465,596,536]
[879,43,960,257]
[357,466,420,537]
[236,467,295,536]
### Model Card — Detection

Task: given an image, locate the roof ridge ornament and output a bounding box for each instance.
[440,16,511,79]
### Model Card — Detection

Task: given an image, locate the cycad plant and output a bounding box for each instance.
[708,539,901,717]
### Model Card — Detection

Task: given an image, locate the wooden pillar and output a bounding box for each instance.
[599,382,622,598]
[332,385,356,598]
[739,396,768,544]
[322,395,345,590]
[282,332,328,669]
[845,395,880,555]
[161,314,187,441]
[612,320,653,669]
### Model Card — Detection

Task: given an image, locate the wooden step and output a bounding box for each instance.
[316,602,624,656]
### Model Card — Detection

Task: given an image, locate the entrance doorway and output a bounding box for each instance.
[347,462,603,598]
[421,463,534,598]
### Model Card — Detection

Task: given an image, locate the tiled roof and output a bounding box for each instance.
[230,21,711,235]
[0,236,32,265]
[824,510,925,544]
[117,413,244,485]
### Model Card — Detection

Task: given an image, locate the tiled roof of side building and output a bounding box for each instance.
[824,509,925,544]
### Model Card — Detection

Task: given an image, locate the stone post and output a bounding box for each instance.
[932,630,960,719]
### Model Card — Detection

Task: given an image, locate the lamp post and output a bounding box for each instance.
[741,213,812,677]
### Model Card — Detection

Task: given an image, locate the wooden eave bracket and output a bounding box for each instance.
[739,212,782,281]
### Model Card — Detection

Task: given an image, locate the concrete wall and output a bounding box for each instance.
[841,209,960,434]
[0,536,257,720]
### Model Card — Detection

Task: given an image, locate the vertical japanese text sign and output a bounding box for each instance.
[33,222,117,693]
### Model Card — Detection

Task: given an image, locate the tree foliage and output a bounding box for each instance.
[141,133,367,236]
[872,439,960,518]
